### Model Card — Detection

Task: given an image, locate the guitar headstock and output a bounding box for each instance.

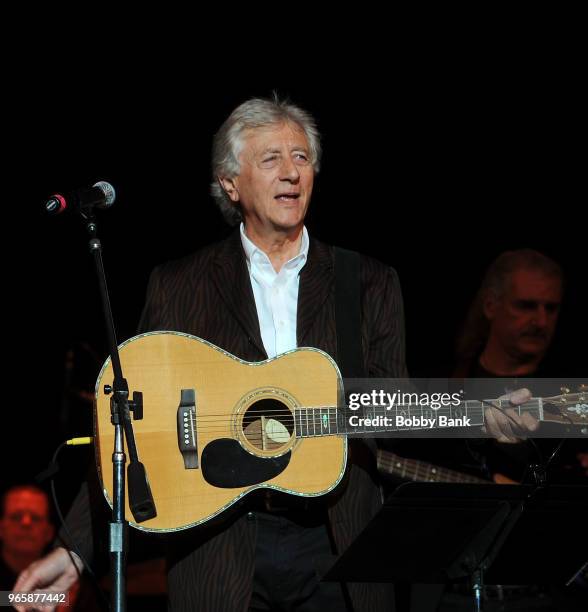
[541,385,588,426]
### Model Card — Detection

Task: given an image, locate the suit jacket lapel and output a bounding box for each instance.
[211,230,267,358]
[211,230,333,354]
[297,237,333,346]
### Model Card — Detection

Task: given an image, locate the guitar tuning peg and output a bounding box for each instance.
[577,384,587,392]
[560,387,571,396]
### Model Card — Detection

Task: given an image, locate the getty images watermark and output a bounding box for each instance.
[348,389,465,428]
[339,378,588,438]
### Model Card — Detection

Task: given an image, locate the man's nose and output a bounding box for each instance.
[279,156,300,182]
[20,512,33,526]
[533,306,549,327]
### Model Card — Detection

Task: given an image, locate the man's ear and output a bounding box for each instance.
[483,294,498,321]
[218,176,240,202]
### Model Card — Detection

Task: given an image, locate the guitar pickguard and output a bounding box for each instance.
[201,438,291,488]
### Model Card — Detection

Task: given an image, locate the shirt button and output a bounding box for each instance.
[247,512,255,521]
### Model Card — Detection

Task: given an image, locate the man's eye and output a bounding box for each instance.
[260,156,279,168]
[9,512,43,523]
[294,153,309,163]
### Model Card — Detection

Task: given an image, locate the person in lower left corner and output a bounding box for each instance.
[0,485,55,592]
[1,484,103,611]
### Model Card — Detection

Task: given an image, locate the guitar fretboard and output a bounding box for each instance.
[293,399,544,438]
[377,450,488,484]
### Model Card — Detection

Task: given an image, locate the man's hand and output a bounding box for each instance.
[483,388,539,443]
[12,547,82,612]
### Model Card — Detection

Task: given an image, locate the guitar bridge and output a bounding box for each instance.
[177,389,198,469]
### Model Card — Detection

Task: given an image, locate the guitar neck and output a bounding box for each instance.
[293,399,546,438]
[377,449,488,484]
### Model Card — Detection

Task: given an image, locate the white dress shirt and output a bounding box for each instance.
[240,223,309,359]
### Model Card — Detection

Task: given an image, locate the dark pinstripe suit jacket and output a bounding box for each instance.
[67,229,407,611]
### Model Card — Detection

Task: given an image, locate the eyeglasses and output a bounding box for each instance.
[5,511,48,524]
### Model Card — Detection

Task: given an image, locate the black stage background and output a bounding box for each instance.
[3,64,586,510]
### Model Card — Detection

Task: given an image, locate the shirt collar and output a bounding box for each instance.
[240,223,309,269]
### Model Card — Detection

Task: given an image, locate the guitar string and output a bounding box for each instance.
[180,409,488,424]
[174,401,541,419]
[172,407,552,438]
[177,406,539,423]
[185,408,498,420]
[128,400,553,436]
[164,405,549,442]
[174,406,540,423]
[176,416,541,436]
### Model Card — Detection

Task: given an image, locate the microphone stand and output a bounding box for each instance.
[79,207,156,612]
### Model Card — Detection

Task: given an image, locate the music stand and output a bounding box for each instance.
[321,483,588,610]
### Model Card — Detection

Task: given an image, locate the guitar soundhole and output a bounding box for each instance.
[242,398,294,452]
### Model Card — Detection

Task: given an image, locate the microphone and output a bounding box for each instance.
[44,181,116,215]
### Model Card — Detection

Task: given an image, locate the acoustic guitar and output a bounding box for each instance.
[93,331,587,532]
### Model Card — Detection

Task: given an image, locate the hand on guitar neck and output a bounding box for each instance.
[481,388,539,443]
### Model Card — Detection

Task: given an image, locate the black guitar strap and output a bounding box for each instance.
[334,247,365,379]
[333,246,366,611]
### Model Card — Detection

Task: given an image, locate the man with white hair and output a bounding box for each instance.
[15,96,534,612]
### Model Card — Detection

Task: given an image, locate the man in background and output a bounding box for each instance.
[454,248,562,378]
[0,485,55,590]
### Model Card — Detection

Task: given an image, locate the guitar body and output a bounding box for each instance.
[94,331,346,532]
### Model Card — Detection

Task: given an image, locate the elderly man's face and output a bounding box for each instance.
[222,122,314,235]
[0,489,54,558]
[485,269,562,361]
